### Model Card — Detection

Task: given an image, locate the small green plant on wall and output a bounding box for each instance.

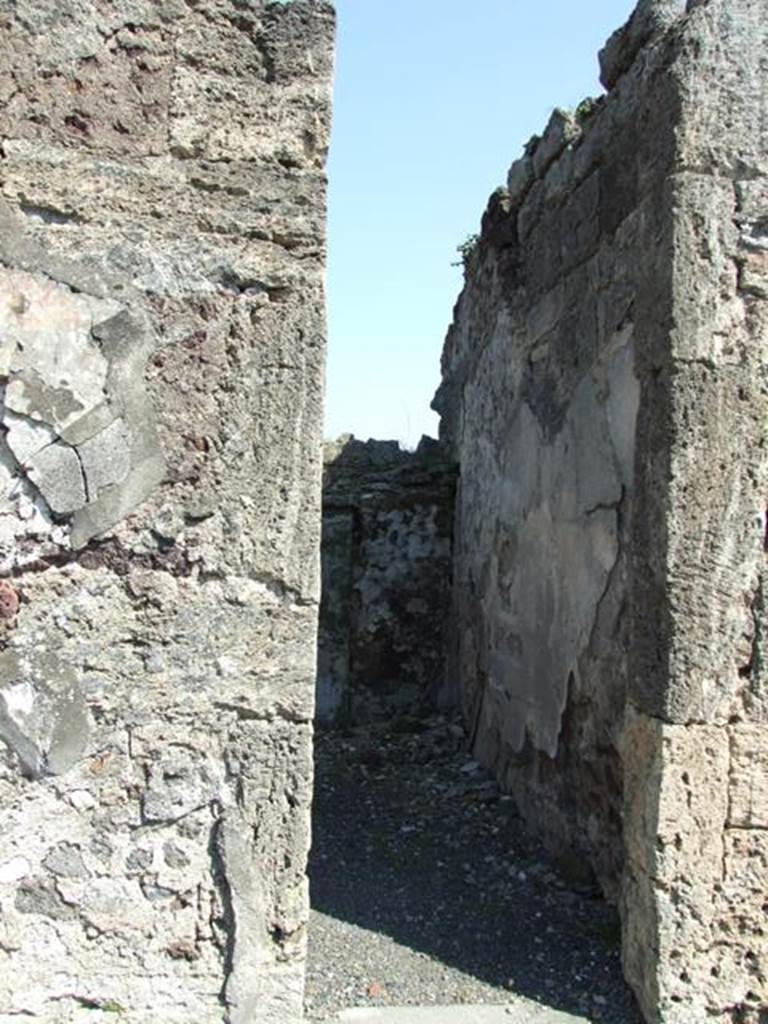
[575,96,599,124]
[452,233,480,268]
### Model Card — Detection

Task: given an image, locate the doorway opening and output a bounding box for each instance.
[304,437,641,1023]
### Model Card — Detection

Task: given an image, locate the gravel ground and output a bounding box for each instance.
[305,715,643,1024]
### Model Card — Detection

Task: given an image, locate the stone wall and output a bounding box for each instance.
[434,0,767,1020]
[317,436,455,724]
[0,3,334,1022]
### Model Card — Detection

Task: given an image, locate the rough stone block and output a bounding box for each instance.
[618,710,767,1022]
[668,174,743,365]
[560,171,600,273]
[531,109,580,179]
[598,0,686,91]
[622,709,730,889]
[729,725,768,828]
[674,0,768,178]
[506,154,534,207]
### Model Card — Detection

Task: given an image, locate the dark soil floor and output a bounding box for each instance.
[305,715,644,1023]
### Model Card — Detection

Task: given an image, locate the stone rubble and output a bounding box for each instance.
[307,715,642,1024]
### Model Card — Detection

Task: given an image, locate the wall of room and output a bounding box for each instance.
[317,436,455,725]
[0,3,335,1021]
[433,0,767,1018]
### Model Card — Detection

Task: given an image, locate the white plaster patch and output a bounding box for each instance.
[67,789,97,812]
[216,655,241,678]
[0,854,30,883]
[2,680,36,722]
[0,268,118,434]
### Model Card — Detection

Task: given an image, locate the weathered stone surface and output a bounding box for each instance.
[506,152,534,208]
[531,109,579,179]
[435,0,767,1019]
[729,725,768,828]
[598,0,686,90]
[0,2,334,1021]
[317,436,456,724]
[622,709,768,1023]
[0,258,165,555]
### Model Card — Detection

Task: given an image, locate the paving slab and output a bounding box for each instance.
[334,1004,590,1023]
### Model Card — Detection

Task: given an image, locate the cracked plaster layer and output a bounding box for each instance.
[435,0,767,1019]
[0,2,335,1022]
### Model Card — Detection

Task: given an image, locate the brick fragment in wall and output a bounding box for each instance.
[0,2,335,1021]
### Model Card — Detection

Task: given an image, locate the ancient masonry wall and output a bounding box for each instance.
[434,0,767,1020]
[0,3,334,1022]
[317,436,455,725]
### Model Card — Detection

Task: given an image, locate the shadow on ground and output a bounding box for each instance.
[306,718,642,1023]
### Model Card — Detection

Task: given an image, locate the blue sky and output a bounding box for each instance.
[324,1,636,447]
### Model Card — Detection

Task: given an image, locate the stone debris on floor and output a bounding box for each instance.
[306,716,642,1024]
